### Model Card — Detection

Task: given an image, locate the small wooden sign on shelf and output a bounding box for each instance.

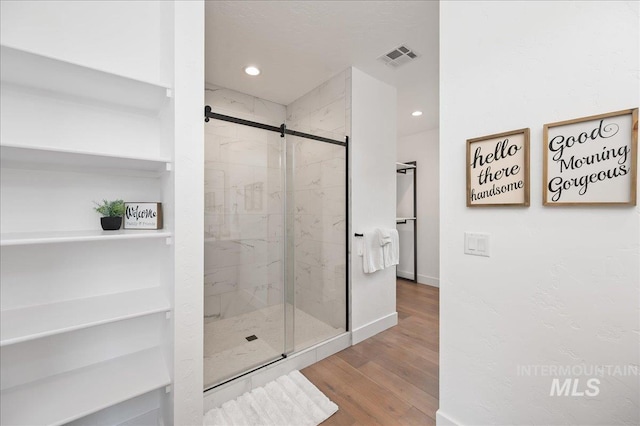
[124,202,163,230]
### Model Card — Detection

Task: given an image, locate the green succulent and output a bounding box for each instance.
[94,199,125,217]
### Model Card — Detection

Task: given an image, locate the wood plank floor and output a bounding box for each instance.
[302,279,439,425]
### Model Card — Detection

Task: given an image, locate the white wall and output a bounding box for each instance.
[172,2,204,424]
[350,68,398,343]
[397,128,440,286]
[439,2,639,425]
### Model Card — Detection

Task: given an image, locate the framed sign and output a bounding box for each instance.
[543,109,638,206]
[467,128,530,207]
[124,202,163,229]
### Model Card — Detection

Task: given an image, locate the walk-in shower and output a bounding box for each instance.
[203,86,348,390]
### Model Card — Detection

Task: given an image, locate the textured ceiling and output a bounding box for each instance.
[205,1,439,137]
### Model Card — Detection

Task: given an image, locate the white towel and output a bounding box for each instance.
[377,228,392,246]
[362,230,385,273]
[382,228,400,267]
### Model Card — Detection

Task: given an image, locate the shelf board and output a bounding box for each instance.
[396,162,416,171]
[0,229,171,246]
[1,287,170,346]
[0,44,170,111]
[0,143,171,174]
[0,348,170,426]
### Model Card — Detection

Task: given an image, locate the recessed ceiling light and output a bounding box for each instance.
[244,66,260,76]
[411,111,423,117]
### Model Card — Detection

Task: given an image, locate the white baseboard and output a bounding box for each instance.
[436,409,461,426]
[351,312,398,344]
[397,270,439,287]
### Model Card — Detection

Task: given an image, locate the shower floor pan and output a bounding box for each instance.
[204,304,344,388]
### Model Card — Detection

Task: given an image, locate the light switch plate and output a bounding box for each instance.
[465,232,490,257]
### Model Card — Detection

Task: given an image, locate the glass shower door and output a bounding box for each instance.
[285,132,347,354]
[203,121,286,389]
[203,105,348,389]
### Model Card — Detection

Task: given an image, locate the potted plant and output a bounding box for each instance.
[94,199,125,230]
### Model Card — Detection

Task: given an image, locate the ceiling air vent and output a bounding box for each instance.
[378,44,419,68]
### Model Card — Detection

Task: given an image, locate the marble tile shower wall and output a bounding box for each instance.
[204,85,286,321]
[286,70,351,329]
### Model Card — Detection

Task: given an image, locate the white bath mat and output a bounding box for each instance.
[203,370,338,426]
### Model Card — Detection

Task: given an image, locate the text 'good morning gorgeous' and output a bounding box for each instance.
[547,119,629,202]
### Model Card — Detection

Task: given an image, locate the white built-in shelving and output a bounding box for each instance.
[0,43,173,425]
[0,144,171,174]
[0,287,170,346]
[0,229,171,246]
[0,45,170,111]
[0,348,170,426]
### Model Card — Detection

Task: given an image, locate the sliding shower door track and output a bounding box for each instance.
[203,354,287,392]
[204,106,348,146]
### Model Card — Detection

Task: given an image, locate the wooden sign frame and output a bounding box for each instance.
[466,128,530,207]
[543,108,638,206]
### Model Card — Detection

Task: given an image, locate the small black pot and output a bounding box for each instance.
[100,216,122,231]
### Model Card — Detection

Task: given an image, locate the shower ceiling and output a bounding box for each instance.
[204,1,439,138]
